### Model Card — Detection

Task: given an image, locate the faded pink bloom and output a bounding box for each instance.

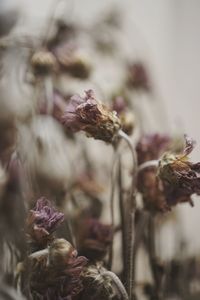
[62,90,121,142]
[26,197,64,247]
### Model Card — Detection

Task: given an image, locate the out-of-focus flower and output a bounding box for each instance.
[62,89,121,142]
[74,171,104,197]
[136,134,171,212]
[78,218,113,261]
[136,134,171,165]
[53,41,91,79]
[112,95,135,135]
[158,135,200,206]
[31,49,58,75]
[26,197,64,247]
[23,238,88,300]
[127,62,151,91]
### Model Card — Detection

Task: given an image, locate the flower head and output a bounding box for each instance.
[62,90,121,142]
[78,218,113,260]
[26,197,64,248]
[25,238,88,300]
[158,135,200,206]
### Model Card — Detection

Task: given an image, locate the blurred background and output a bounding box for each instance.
[1,0,200,261]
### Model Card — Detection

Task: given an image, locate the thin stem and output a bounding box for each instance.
[138,160,159,172]
[102,271,129,300]
[118,130,138,300]
[108,149,120,270]
[118,156,128,281]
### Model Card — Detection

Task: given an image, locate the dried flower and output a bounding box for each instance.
[158,135,200,206]
[31,49,57,75]
[53,42,91,79]
[127,62,151,91]
[62,89,121,142]
[78,218,113,260]
[24,238,88,300]
[26,197,64,248]
[80,263,126,300]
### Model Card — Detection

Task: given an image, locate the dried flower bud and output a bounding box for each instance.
[81,263,121,300]
[136,134,170,165]
[78,218,113,261]
[127,62,151,91]
[48,238,76,267]
[62,89,121,142]
[158,135,200,207]
[23,238,88,300]
[26,197,64,248]
[31,50,57,75]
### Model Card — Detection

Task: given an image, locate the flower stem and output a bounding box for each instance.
[138,160,159,172]
[118,130,138,300]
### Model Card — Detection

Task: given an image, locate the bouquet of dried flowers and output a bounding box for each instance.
[0,2,200,300]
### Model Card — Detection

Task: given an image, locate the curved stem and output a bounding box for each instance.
[138,160,159,172]
[102,271,129,300]
[118,130,138,300]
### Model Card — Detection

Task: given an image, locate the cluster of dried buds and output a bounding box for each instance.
[18,198,125,300]
[31,23,91,79]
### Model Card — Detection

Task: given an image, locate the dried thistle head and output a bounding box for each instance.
[158,135,200,207]
[26,197,64,249]
[31,49,57,75]
[78,218,113,261]
[62,89,121,142]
